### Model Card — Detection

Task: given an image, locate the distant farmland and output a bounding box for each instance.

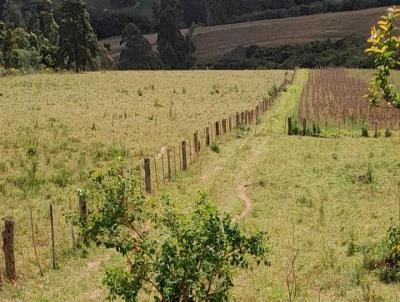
[101,6,387,65]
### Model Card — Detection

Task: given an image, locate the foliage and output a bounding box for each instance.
[73,162,269,302]
[90,9,153,39]
[178,0,399,28]
[364,224,400,283]
[157,0,195,69]
[0,22,41,69]
[118,23,161,70]
[214,34,373,69]
[58,0,98,72]
[366,7,400,108]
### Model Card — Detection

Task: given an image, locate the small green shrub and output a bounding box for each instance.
[358,166,374,184]
[385,129,392,137]
[71,162,269,302]
[210,142,220,153]
[52,167,70,188]
[363,224,400,283]
[362,127,369,138]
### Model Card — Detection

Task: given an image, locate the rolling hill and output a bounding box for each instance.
[101,6,387,65]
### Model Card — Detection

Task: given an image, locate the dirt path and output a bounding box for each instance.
[235,183,253,221]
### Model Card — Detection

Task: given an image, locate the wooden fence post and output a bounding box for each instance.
[153,156,159,190]
[144,158,152,194]
[173,146,177,175]
[236,112,240,126]
[194,131,200,155]
[0,262,2,290]
[50,204,56,270]
[181,141,187,171]
[215,121,220,137]
[229,117,232,132]
[167,149,172,181]
[222,119,227,134]
[205,127,211,147]
[288,117,293,136]
[78,192,88,245]
[2,219,16,281]
[161,153,166,184]
[241,112,245,124]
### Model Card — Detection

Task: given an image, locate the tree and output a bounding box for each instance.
[118,23,161,70]
[157,0,195,69]
[72,162,269,302]
[58,0,98,72]
[366,6,400,108]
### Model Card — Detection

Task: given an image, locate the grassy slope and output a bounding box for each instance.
[102,6,387,64]
[0,70,287,301]
[2,70,400,301]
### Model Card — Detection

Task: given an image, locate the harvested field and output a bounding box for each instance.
[299,69,400,133]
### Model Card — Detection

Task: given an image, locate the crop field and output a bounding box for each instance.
[102,7,387,64]
[0,70,288,299]
[1,69,400,301]
[298,69,400,135]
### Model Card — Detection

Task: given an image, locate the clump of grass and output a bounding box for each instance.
[51,167,70,188]
[385,128,392,137]
[210,142,220,153]
[137,88,143,96]
[347,231,357,257]
[357,166,374,184]
[361,126,369,138]
[363,224,400,283]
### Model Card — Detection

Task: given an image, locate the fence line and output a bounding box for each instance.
[0,70,296,284]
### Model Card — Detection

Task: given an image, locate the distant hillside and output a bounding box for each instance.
[85,0,156,17]
[101,6,386,65]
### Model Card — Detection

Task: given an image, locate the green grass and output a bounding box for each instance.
[1,69,400,301]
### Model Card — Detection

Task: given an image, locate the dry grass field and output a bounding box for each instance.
[102,7,387,64]
[1,69,400,301]
[0,70,288,299]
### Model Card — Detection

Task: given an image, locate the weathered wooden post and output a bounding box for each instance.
[288,117,293,136]
[228,116,232,132]
[236,112,240,126]
[167,148,172,181]
[302,119,307,136]
[161,153,166,184]
[181,141,187,171]
[222,119,227,134]
[241,112,245,124]
[215,121,220,137]
[194,131,200,155]
[144,158,152,193]
[2,219,16,281]
[205,127,211,147]
[78,191,88,245]
[153,157,159,189]
[0,261,3,290]
[50,204,56,270]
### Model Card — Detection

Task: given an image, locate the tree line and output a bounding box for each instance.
[213,34,374,70]
[168,0,400,28]
[0,0,195,72]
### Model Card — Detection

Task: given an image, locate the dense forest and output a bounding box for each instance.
[88,0,400,38]
[213,35,374,69]
[0,0,393,72]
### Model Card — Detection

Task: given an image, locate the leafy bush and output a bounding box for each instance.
[362,126,369,138]
[363,224,400,283]
[210,141,220,153]
[72,162,269,302]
